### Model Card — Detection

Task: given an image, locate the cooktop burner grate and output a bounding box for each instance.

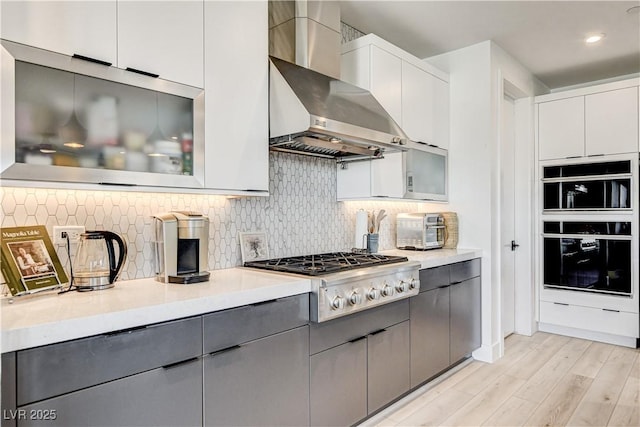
[244,252,409,276]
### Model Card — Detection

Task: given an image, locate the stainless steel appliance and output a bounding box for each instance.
[396,213,445,250]
[152,211,210,284]
[542,160,632,211]
[542,220,632,295]
[73,231,127,291]
[244,252,421,322]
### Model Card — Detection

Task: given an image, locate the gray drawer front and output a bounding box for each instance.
[450,258,481,283]
[203,294,309,353]
[309,299,409,355]
[419,265,450,292]
[17,316,202,406]
[19,358,202,427]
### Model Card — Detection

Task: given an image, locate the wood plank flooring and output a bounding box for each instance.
[361,332,640,427]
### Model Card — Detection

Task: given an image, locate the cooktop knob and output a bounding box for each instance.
[366,288,380,301]
[409,277,418,290]
[396,280,409,293]
[348,291,362,306]
[331,295,345,310]
[382,283,395,297]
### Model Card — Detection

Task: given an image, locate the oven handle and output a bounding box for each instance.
[541,173,632,183]
[541,233,632,241]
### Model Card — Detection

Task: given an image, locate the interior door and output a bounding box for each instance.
[500,94,516,337]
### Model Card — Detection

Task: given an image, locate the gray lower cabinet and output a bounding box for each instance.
[202,294,310,427]
[18,358,202,427]
[410,286,450,387]
[310,336,368,427]
[309,300,410,426]
[204,326,310,426]
[368,320,411,413]
[450,276,482,363]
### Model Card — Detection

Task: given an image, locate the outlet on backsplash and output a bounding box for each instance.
[53,226,85,245]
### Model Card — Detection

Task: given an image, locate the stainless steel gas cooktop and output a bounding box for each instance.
[245,252,421,322]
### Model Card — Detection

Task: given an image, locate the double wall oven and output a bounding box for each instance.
[540,156,638,306]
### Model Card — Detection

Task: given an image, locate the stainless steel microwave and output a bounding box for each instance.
[402,142,448,201]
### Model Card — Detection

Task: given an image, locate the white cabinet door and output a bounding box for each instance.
[341,46,371,90]
[371,152,404,197]
[0,1,116,64]
[401,61,433,144]
[117,1,203,87]
[434,76,450,149]
[585,87,639,156]
[370,46,402,126]
[203,1,268,192]
[538,96,584,160]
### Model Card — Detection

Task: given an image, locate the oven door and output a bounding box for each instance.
[542,221,632,296]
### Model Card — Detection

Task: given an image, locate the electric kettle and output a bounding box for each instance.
[74,231,127,291]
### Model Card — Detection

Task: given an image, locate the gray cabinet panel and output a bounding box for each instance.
[204,326,310,427]
[368,320,410,413]
[18,358,202,427]
[450,258,481,283]
[419,265,449,292]
[310,338,367,426]
[203,294,309,353]
[309,299,409,355]
[17,316,202,405]
[2,352,17,427]
[410,287,450,388]
[450,277,482,363]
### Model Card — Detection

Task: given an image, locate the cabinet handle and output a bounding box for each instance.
[125,67,160,78]
[369,329,387,336]
[437,285,451,289]
[72,53,112,67]
[250,299,278,307]
[162,357,199,370]
[602,308,620,313]
[99,182,137,187]
[348,336,367,344]
[450,280,463,285]
[104,325,147,337]
[565,156,582,159]
[209,345,241,356]
[553,302,569,306]
[587,154,605,157]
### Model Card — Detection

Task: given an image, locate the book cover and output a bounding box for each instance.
[0,225,69,296]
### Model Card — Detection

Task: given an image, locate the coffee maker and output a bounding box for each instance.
[152,211,210,284]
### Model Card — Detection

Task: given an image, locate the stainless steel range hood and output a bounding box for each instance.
[268,1,408,159]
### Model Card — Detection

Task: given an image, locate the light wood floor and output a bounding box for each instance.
[363,332,640,427]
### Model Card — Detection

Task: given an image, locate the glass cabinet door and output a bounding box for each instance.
[2,40,204,188]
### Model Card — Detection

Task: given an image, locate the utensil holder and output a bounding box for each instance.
[366,233,379,253]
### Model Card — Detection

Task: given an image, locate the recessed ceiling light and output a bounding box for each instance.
[585,33,605,44]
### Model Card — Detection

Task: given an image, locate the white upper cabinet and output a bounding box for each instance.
[537,79,639,160]
[117,1,204,88]
[585,87,638,156]
[203,1,268,193]
[336,152,404,200]
[0,1,117,65]
[341,34,450,149]
[538,96,585,160]
[370,46,403,126]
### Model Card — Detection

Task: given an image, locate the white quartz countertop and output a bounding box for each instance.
[1,248,482,353]
[1,268,311,353]
[382,247,483,269]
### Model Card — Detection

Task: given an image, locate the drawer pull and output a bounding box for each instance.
[348,336,367,344]
[602,308,620,313]
[250,299,278,307]
[125,67,159,78]
[450,281,463,285]
[209,345,241,356]
[104,325,147,337]
[554,302,569,306]
[369,329,387,336]
[438,285,451,289]
[162,357,199,370]
[72,53,112,66]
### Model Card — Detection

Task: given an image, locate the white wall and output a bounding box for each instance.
[426,41,547,362]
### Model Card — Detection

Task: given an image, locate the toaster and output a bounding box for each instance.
[396,213,445,250]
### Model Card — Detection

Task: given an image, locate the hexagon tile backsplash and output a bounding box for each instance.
[1,152,440,282]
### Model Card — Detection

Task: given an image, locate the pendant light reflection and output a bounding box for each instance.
[60,74,87,149]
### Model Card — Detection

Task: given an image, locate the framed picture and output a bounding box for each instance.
[239,232,269,263]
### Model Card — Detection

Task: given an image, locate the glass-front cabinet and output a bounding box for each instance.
[1,40,204,188]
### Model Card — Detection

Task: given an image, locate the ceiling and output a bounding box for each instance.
[339,1,640,90]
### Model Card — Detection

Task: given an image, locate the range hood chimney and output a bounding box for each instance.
[268,0,408,160]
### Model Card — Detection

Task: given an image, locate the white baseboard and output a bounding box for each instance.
[472,341,501,363]
[539,322,638,348]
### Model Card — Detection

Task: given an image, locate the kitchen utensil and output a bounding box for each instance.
[375,209,387,232]
[73,230,127,291]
